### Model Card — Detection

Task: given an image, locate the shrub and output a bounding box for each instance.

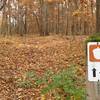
[86,35,100,43]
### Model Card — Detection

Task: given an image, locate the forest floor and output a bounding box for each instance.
[0,35,87,100]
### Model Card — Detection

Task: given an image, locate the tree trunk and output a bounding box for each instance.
[0,0,7,11]
[96,0,100,34]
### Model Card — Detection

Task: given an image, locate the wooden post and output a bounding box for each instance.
[87,82,100,100]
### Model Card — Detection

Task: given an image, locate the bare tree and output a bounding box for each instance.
[96,0,100,33]
[0,0,7,11]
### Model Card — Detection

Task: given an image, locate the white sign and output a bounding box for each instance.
[87,42,100,81]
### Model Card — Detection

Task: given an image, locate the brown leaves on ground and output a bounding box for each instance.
[0,35,87,99]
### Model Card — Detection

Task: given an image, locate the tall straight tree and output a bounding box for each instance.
[0,0,7,11]
[96,0,100,33]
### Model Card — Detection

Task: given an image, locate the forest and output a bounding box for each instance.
[0,0,96,36]
[0,0,100,100]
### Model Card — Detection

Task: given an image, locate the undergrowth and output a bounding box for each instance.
[86,35,100,42]
[17,64,86,100]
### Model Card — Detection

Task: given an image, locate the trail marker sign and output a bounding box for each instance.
[87,42,100,81]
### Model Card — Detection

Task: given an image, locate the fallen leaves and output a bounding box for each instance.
[0,35,87,99]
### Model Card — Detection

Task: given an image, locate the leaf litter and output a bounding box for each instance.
[0,35,87,99]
